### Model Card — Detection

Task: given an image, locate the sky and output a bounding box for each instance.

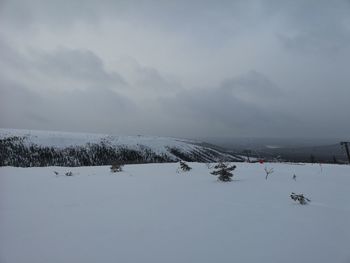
[0,0,350,139]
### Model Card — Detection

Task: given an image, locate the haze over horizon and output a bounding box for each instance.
[1,0,349,139]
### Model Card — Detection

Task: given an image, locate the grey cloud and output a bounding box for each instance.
[0,0,251,27]
[1,0,349,138]
[134,65,176,91]
[0,0,101,28]
[0,81,136,134]
[160,70,350,138]
[221,71,282,102]
[0,40,27,68]
[24,113,50,125]
[0,41,126,93]
[0,81,46,129]
[32,48,126,89]
[160,72,295,137]
[2,0,349,49]
[265,0,350,54]
[115,57,183,96]
[0,43,139,134]
[0,75,138,134]
[40,87,138,133]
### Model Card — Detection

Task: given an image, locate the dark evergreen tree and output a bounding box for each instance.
[179,160,192,172]
[211,162,236,182]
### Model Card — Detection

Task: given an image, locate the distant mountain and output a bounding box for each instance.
[203,137,349,163]
[0,129,244,167]
[262,143,349,163]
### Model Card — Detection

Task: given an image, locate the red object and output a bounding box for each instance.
[259,159,264,164]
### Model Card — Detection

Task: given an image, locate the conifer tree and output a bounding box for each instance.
[179,160,192,172]
[211,162,236,182]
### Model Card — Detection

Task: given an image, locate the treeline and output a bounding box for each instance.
[168,147,242,163]
[0,137,171,167]
[0,136,235,167]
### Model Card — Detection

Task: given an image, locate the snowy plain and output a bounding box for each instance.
[1,162,349,263]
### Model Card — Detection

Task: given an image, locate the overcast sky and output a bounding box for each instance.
[0,0,349,139]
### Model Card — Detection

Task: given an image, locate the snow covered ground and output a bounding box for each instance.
[1,162,349,263]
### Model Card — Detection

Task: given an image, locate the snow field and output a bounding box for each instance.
[1,162,349,263]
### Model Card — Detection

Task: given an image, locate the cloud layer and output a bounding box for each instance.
[0,0,349,138]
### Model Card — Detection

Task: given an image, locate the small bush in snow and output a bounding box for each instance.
[205,162,215,169]
[179,161,192,172]
[290,193,311,205]
[65,171,73,176]
[211,162,236,182]
[264,167,274,180]
[110,163,123,173]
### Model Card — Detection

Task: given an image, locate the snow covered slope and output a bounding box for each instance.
[0,162,349,263]
[0,128,243,166]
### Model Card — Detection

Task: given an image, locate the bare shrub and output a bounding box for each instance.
[290,193,311,205]
[264,167,274,180]
[110,163,123,173]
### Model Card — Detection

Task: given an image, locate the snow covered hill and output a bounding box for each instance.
[0,162,349,263]
[0,129,243,166]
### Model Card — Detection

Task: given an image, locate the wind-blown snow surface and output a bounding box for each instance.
[1,163,349,263]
